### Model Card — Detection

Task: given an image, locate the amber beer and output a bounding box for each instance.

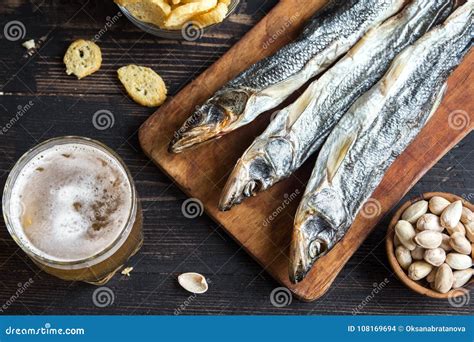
[2,137,143,284]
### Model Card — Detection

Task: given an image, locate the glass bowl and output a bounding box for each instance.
[118,0,240,40]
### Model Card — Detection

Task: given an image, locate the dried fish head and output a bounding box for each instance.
[170,91,249,153]
[289,189,348,283]
[220,126,298,210]
[289,214,334,283]
[219,152,275,211]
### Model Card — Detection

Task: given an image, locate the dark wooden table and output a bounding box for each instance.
[0,0,472,315]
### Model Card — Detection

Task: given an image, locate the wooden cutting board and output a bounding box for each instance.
[139,0,474,301]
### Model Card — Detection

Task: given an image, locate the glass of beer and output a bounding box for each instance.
[2,136,143,285]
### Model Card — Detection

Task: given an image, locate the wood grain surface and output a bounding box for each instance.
[139,1,474,300]
[0,0,472,314]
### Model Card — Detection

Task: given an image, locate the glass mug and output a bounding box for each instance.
[2,136,143,285]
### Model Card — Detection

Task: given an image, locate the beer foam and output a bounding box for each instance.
[9,143,133,262]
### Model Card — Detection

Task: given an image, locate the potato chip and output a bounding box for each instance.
[180,0,211,4]
[116,0,171,28]
[164,0,217,28]
[192,2,228,28]
[118,0,230,30]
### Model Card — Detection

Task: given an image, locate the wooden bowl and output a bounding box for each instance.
[386,192,474,299]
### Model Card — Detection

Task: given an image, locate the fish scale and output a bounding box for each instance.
[233,1,382,89]
[170,0,406,153]
[289,1,473,283]
[219,0,453,211]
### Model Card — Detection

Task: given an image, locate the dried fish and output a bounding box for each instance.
[169,0,407,153]
[289,2,473,283]
[218,0,452,210]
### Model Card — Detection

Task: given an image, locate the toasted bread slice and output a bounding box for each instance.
[64,39,102,79]
[117,65,167,107]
